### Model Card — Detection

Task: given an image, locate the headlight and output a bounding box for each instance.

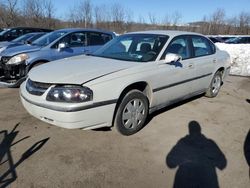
[46,85,93,103]
[6,53,29,65]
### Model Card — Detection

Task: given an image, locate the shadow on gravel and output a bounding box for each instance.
[92,127,112,132]
[166,121,227,188]
[0,123,49,188]
[145,94,204,127]
[92,94,203,133]
[246,99,250,104]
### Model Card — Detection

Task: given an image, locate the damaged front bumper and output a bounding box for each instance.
[0,58,28,87]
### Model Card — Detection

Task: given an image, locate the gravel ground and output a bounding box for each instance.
[0,75,249,188]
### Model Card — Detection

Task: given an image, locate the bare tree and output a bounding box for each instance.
[0,3,8,27]
[210,8,226,34]
[79,0,92,27]
[162,14,171,29]
[238,11,250,34]
[110,3,125,32]
[172,11,182,27]
[226,16,238,34]
[94,4,111,29]
[68,0,93,28]
[23,0,44,26]
[148,12,157,25]
[2,0,20,27]
[137,14,145,24]
[43,0,55,28]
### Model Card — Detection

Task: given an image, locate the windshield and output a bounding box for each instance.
[225,37,237,43]
[0,29,10,36]
[93,34,169,62]
[12,33,34,43]
[31,31,68,47]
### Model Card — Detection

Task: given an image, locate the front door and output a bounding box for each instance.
[151,35,196,107]
[51,31,87,60]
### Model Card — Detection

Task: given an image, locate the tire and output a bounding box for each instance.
[205,71,222,98]
[114,90,149,136]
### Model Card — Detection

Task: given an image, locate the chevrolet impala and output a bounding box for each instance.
[20,31,231,135]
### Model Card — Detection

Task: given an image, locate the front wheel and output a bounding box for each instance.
[114,90,149,136]
[205,71,222,98]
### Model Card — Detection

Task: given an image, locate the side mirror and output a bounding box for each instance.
[58,43,67,51]
[164,53,182,63]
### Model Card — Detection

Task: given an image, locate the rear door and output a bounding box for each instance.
[84,32,113,54]
[189,35,216,92]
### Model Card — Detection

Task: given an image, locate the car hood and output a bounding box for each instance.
[1,44,41,57]
[0,41,12,48]
[0,41,24,50]
[29,55,139,84]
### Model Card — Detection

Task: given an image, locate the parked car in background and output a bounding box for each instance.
[208,36,224,43]
[20,30,231,135]
[0,28,115,87]
[0,32,47,53]
[220,36,236,41]
[0,27,52,42]
[225,36,250,44]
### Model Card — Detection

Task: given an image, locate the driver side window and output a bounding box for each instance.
[53,32,87,49]
[163,36,190,60]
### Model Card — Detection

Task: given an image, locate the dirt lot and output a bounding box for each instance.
[0,76,249,188]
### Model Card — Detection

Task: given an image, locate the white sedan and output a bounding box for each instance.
[20,30,231,135]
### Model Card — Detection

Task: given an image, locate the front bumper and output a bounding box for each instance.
[0,77,26,87]
[0,60,27,87]
[20,83,116,129]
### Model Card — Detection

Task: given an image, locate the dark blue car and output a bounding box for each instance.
[0,28,115,87]
[0,32,47,53]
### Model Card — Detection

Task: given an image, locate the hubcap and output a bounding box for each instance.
[212,75,221,95]
[122,99,146,129]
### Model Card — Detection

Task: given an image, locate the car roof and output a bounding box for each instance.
[4,27,51,30]
[127,30,204,37]
[55,28,115,35]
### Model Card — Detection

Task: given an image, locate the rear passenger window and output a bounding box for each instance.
[102,33,113,43]
[9,29,19,37]
[192,36,214,57]
[87,32,112,46]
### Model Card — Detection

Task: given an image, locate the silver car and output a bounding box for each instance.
[20,30,231,135]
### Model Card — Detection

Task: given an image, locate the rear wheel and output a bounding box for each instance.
[114,90,149,136]
[205,71,222,98]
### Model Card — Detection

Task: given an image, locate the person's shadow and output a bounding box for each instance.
[166,121,227,188]
[0,123,49,188]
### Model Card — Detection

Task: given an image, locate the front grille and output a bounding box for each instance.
[26,79,52,96]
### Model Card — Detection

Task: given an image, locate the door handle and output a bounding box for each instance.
[188,64,194,68]
[213,59,217,63]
